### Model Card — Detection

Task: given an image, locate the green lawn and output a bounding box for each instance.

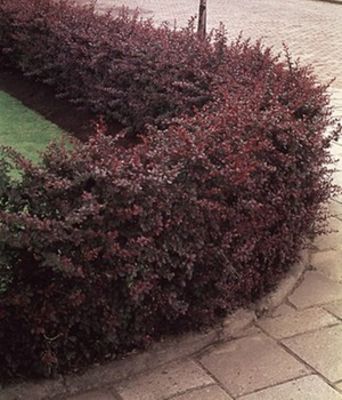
[0,90,64,164]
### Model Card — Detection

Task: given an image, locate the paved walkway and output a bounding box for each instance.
[67,1,342,398]
[87,0,342,90]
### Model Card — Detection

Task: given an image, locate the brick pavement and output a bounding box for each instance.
[88,0,342,90]
[65,0,342,398]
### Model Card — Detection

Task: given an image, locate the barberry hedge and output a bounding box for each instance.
[1,63,340,380]
[0,0,226,132]
[0,0,340,383]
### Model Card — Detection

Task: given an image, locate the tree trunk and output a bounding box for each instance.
[197,0,207,40]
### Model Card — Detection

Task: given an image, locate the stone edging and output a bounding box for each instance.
[0,249,309,400]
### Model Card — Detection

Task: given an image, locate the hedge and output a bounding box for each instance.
[0,0,341,383]
[0,0,226,132]
[1,67,340,380]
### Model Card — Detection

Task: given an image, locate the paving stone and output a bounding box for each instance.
[334,172,342,186]
[116,360,213,400]
[257,308,339,339]
[0,379,66,400]
[288,272,342,309]
[171,385,233,400]
[334,159,342,172]
[199,334,308,397]
[328,142,342,169]
[332,175,342,204]
[239,325,263,337]
[336,381,342,392]
[325,302,342,319]
[311,250,342,282]
[66,390,116,400]
[329,145,342,159]
[282,325,342,383]
[104,0,342,91]
[313,217,342,251]
[334,201,342,219]
[270,303,296,317]
[239,375,342,400]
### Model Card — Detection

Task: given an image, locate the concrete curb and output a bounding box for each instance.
[0,249,309,400]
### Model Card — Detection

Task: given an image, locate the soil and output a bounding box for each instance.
[0,66,124,142]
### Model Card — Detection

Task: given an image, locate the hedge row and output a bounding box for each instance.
[0,0,227,131]
[0,0,341,382]
[1,67,340,380]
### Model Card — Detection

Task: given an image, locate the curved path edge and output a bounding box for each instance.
[0,249,309,400]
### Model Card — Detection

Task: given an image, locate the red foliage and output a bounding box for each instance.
[0,0,341,383]
[0,45,340,379]
[0,0,227,132]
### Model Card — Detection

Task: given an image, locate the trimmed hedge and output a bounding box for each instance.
[0,0,341,383]
[0,0,227,132]
[0,52,340,379]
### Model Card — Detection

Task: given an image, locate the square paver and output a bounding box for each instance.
[334,158,342,173]
[65,391,116,400]
[270,303,296,318]
[334,172,342,188]
[328,200,342,218]
[282,325,342,383]
[313,217,342,251]
[257,308,339,339]
[116,360,213,400]
[239,375,342,400]
[325,302,342,319]
[199,334,308,397]
[311,250,342,282]
[289,272,342,309]
[172,385,233,400]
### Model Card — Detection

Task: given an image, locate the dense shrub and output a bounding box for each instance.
[0,0,229,131]
[0,45,340,380]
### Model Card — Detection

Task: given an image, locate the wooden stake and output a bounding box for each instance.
[197,0,207,40]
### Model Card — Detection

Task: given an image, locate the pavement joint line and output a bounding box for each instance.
[233,374,318,398]
[323,306,342,321]
[282,265,312,306]
[59,382,121,400]
[283,299,297,310]
[278,334,342,388]
[193,324,316,399]
[113,354,197,389]
[234,374,320,399]
[310,0,342,5]
[333,198,342,205]
[192,322,254,362]
[164,383,220,400]
[193,358,237,400]
[256,318,341,341]
[110,366,217,400]
[310,245,339,254]
[288,296,342,310]
[254,324,336,386]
